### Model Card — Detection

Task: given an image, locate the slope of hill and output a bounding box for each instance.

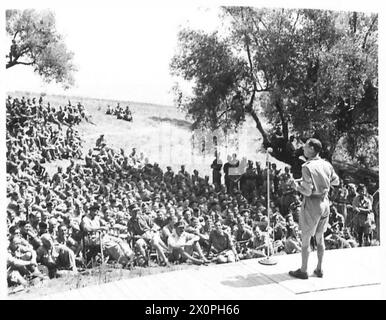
[8,91,284,178]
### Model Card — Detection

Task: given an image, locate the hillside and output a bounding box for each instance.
[9,91,285,178]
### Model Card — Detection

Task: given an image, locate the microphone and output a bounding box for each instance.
[266,147,272,164]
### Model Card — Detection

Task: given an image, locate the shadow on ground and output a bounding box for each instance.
[149,116,192,129]
[221,272,299,288]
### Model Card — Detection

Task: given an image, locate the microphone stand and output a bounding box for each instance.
[259,147,277,265]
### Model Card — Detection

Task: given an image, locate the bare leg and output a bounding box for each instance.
[315,232,325,272]
[193,242,209,262]
[152,242,169,265]
[301,233,312,273]
[178,248,205,265]
[135,240,147,260]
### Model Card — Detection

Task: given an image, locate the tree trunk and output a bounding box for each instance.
[275,100,289,141]
[246,106,299,173]
[246,108,269,146]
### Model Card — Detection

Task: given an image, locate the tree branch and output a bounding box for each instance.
[292,11,300,33]
[217,107,233,120]
[13,30,19,40]
[362,14,378,50]
[6,60,34,69]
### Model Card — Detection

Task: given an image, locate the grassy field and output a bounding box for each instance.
[10,90,286,177]
[9,262,203,299]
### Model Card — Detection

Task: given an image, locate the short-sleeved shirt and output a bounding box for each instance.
[301,158,339,197]
[299,157,339,235]
[81,215,102,232]
[352,195,373,227]
[168,230,199,249]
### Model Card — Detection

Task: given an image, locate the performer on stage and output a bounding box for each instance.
[289,138,339,279]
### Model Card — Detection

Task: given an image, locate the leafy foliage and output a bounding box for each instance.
[6,9,76,89]
[170,7,378,169]
[170,29,248,131]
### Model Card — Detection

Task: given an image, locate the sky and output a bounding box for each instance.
[2,0,383,105]
[4,3,224,105]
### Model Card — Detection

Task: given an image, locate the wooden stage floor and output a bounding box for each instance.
[27,246,386,300]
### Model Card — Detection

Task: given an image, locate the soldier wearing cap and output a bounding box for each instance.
[127,205,169,266]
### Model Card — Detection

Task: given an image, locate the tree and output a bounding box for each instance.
[170,7,378,176]
[6,9,76,89]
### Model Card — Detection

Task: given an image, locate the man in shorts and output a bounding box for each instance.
[289,138,339,279]
[167,220,209,265]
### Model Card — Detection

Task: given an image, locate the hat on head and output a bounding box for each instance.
[128,203,138,210]
[174,220,186,229]
[38,221,48,229]
[89,202,100,211]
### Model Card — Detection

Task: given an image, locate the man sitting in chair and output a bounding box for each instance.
[80,203,107,264]
[127,204,169,266]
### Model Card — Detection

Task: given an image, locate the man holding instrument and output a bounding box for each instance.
[289,138,339,279]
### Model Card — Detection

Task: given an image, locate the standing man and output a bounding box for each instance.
[289,138,339,279]
[352,184,374,247]
[210,154,223,190]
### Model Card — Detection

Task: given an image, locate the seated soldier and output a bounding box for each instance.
[80,203,108,263]
[7,251,40,287]
[160,215,179,245]
[36,233,77,278]
[284,214,301,254]
[247,226,272,258]
[95,134,106,149]
[207,221,239,264]
[342,227,358,248]
[185,216,209,245]
[56,224,82,258]
[106,105,113,115]
[233,217,254,259]
[7,228,44,284]
[127,205,169,266]
[167,220,209,265]
[328,206,345,232]
[325,224,352,250]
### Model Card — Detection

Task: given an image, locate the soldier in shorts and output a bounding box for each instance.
[289,138,339,279]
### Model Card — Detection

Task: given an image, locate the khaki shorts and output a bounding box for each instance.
[300,196,330,237]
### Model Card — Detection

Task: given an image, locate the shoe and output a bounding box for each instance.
[313,269,323,278]
[200,259,210,266]
[289,268,308,280]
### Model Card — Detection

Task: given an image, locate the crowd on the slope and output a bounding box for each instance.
[105,103,133,122]
[6,95,379,289]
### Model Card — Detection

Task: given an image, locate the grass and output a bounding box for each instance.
[9,263,200,299]
[9,90,285,177]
